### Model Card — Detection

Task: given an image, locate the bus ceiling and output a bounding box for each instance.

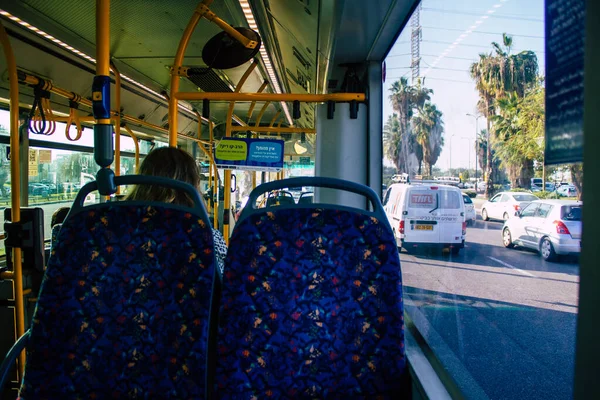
[0,0,418,140]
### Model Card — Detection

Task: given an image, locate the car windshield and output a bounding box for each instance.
[462,195,473,204]
[561,206,582,221]
[513,194,539,202]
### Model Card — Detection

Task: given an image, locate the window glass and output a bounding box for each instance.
[500,194,510,202]
[382,2,581,398]
[462,195,473,204]
[440,190,460,209]
[408,190,436,208]
[513,194,540,202]
[520,203,539,217]
[562,205,582,221]
[536,203,553,218]
[383,188,391,205]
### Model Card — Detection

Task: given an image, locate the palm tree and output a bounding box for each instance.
[470,33,539,196]
[471,54,496,197]
[412,102,444,177]
[383,114,402,172]
[388,77,433,176]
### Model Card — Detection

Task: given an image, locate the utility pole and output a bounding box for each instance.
[410,3,422,84]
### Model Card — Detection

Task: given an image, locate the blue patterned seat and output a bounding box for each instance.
[216,207,405,398]
[18,204,217,399]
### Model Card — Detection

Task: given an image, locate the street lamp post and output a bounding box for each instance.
[467,113,482,190]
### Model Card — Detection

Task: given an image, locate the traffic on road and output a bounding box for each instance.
[401,201,579,399]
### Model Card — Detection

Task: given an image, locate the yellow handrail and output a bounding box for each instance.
[168,0,214,146]
[231,126,315,133]
[0,19,25,379]
[247,80,269,121]
[222,61,257,243]
[20,73,202,145]
[175,92,366,102]
[123,124,140,173]
[110,60,121,193]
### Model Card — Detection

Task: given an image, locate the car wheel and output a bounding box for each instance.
[502,228,514,248]
[481,208,489,221]
[503,212,509,221]
[540,237,557,261]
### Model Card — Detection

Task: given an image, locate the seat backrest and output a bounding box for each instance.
[216,177,405,398]
[19,176,218,399]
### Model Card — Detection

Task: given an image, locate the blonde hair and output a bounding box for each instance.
[126,147,201,207]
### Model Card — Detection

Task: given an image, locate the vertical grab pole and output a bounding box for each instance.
[195,115,211,213]
[249,82,269,191]
[210,121,218,229]
[123,125,140,173]
[223,61,257,242]
[168,0,214,147]
[0,20,25,379]
[92,0,115,198]
[110,61,121,193]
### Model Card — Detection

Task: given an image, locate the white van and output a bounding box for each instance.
[382,183,466,254]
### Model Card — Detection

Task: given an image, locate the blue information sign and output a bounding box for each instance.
[214,138,284,171]
[545,0,585,165]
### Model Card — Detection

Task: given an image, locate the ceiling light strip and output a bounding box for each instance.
[238,0,293,126]
[0,9,200,120]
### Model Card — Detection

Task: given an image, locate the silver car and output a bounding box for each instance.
[462,194,476,225]
[502,200,582,261]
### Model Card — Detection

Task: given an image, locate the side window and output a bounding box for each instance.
[500,194,510,202]
[520,203,539,217]
[536,204,553,218]
[490,195,501,203]
[383,188,391,206]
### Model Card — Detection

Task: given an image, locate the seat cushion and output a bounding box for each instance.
[216,208,405,398]
[19,204,216,399]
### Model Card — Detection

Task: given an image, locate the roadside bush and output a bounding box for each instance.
[535,191,560,199]
[462,190,477,198]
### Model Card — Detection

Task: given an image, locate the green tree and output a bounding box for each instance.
[383,113,402,173]
[412,102,445,177]
[470,33,539,196]
[388,77,432,176]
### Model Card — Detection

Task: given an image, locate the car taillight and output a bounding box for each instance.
[513,204,521,211]
[399,220,405,234]
[554,220,571,235]
[462,221,467,235]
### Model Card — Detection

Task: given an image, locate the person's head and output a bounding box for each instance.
[51,207,70,227]
[126,147,201,207]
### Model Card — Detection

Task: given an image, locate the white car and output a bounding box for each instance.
[502,200,582,261]
[481,192,539,222]
[557,185,577,197]
[463,194,476,225]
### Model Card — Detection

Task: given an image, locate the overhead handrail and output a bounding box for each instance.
[18,72,207,145]
[174,92,366,102]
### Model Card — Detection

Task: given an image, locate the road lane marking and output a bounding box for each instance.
[488,256,537,278]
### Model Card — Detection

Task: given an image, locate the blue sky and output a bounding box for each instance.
[383,0,545,171]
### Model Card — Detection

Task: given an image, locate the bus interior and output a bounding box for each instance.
[0,0,598,399]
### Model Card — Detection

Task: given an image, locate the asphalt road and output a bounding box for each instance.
[402,212,579,400]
